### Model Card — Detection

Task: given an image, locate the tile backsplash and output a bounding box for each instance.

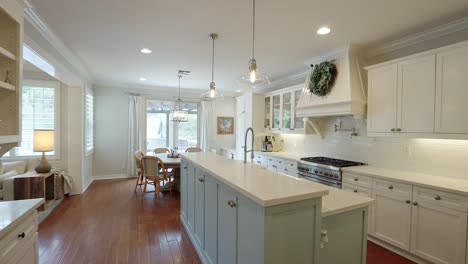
[279,116,468,180]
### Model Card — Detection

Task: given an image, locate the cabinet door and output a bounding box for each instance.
[180,160,188,220]
[371,191,412,250]
[7,233,38,264]
[435,45,468,133]
[187,164,196,231]
[398,54,436,133]
[204,175,218,264]
[410,201,467,264]
[281,92,292,130]
[293,89,304,129]
[264,96,271,130]
[218,186,238,264]
[194,169,205,248]
[272,94,281,130]
[368,64,398,133]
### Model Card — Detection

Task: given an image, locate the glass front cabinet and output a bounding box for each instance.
[264,85,304,133]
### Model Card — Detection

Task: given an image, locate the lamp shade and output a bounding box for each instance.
[33,129,54,152]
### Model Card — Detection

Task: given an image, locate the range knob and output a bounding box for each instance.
[324,172,329,176]
[314,169,318,173]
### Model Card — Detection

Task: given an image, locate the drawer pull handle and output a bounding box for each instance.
[396,128,402,132]
[405,200,411,204]
[413,202,418,206]
[227,200,236,208]
[434,195,441,200]
[391,128,396,132]
[183,166,188,169]
[388,185,394,190]
[353,190,358,193]
[18,232,25,239]
[198,178,204,183]
[354,178,358,182]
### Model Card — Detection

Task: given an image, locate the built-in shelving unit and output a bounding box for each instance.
[0,2,23,156]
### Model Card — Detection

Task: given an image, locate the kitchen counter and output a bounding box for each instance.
[343,166,468,196]
[255,151,302,161]
[320,185,373,217]
[182,152,329,207]
[0,198,43,239]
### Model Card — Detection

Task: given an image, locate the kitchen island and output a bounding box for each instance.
[180,152,373,264]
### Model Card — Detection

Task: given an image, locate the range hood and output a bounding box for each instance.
[296,46,367,118]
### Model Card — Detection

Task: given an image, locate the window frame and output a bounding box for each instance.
[85,86,94,156]
[4,79,61,159]
[144,98,201,153]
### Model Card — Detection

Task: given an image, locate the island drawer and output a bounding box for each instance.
[342,172,373,188]
[342,183,372,198]
[373,178,412,200]
[413,186,468,212]
[0,212,37,263]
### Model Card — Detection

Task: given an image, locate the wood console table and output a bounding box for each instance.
[13,172,56,211]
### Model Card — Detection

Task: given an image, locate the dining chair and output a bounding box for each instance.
[141,156,174,198]
[185,147,202,153]
[133,150,145,192]
[153,148,170,154]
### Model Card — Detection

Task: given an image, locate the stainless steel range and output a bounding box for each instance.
[297,157,365,189]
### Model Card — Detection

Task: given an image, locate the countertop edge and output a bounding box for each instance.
[322,200,373,218]
[0,198,44,239]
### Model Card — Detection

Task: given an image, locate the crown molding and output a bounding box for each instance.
[367,16,468,58]
[254,69,309,94]
[22,0,94,83]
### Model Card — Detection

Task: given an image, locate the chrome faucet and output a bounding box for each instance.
[244,127,255,163]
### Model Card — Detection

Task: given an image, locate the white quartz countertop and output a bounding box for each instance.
[255,151,302,161]
[319,185,374,217]
[182,153,329,207]
[0,198,43,239]
[343,166,468,196]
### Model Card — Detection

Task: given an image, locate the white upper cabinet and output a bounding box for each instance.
[435,45,468,133]
[367,64,398,133]
[366,41,468,138]
[264,84,304,134]
[398,55,436,133]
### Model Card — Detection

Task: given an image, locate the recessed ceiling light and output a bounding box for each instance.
[140,48,152,54]
[235,90,241,92]
[139,77,147,81]
[316,27,331,35]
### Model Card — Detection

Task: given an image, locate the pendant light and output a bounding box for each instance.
[242,0,269,86]
[171,74,189,122]
[202,33,223,101]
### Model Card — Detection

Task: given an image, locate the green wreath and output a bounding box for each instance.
[308,60,338,97]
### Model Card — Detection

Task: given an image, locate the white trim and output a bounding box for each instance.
[254,70,309,94]
[368,236,431,264]
[82,177,94,192]
[22,1,93,83]
[92,174,135,180]
[367,17,468,58]
[84,86,94,156]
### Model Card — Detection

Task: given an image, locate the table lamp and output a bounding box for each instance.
[33,129,54,173]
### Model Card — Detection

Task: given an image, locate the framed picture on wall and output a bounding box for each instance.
[217,117,234,135]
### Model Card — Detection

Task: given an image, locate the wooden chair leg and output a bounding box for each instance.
[143,178,148,193]
[134,173,141,192]
[155,179,160,199]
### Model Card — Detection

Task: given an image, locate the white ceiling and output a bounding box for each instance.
[28,0,468,92]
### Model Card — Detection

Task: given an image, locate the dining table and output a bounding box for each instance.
[151,153,182,191]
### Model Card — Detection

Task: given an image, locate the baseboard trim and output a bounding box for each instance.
[92,174,135,181]
[82,178,94,193]
[368,236,430,264]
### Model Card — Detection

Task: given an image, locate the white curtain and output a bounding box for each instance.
[127,96,145,176]
[200,101,215,152]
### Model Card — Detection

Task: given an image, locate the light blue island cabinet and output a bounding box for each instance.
[180,153,372,264]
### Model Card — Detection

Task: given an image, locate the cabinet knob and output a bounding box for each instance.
[354,178,358,182]
[413,202,418,206]
[388,185,394,190]
[434,195,441,200]
[405,200,411,204]
[391,128,396,132]
[183,166,187,169]
[353,190,358,193]
[396,128,402,132]
[18,232,25,239]
[227,200,236,208]
[198,178,204,183]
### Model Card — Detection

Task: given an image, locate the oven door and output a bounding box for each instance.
[299,173,342,189]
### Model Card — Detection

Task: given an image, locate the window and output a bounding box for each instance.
[85,87,94,155]
[146,100,199,153]
[5,80,60,157]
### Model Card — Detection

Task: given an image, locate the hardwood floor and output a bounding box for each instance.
[39,179,415,264]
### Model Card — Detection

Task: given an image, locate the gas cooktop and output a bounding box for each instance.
[299,157,365,168]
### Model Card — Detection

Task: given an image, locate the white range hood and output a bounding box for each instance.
[296,46,367,118]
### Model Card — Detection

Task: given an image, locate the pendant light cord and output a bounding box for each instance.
[252,0,256,59]
[178,75,181,100]
[211,36,215,83]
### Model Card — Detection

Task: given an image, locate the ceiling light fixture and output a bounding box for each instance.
[317,27,331,35]
[171,74,189,122]
[139,77,147,81]
[201,33,223,101]
[242,0,269,86]
[140,48,152,54]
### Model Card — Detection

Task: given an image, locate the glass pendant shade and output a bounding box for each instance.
[201,33,223,101]
[171,75,189,122]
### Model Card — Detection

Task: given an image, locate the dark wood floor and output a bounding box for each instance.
[39,179,415,264]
